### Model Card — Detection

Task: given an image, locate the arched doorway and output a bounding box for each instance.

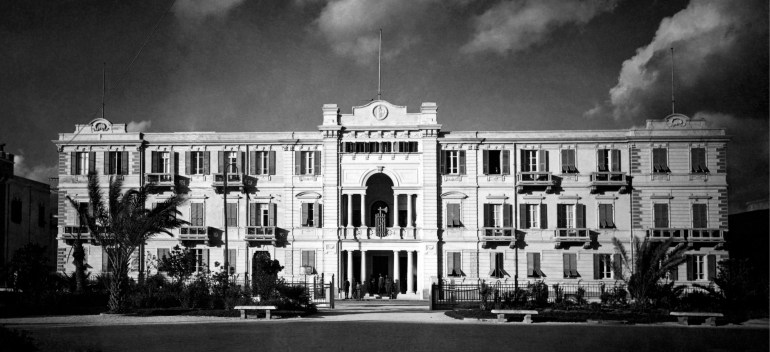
[365,173,394,227]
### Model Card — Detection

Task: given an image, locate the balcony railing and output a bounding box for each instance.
[481,227,514,240]
[590,172,629,193]
[212,173,244,187]
[245,226,276,242]
[179,226,208,241]
[647,228,725,243]
[689,228,726,242]
[646,228,689,242]
[358,227,416,239]
[516,172,555,193]
[145,173,176,187]
[554,228,590,241]
[61,226,91,240]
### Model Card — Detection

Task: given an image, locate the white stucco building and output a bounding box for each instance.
[54,100,729,298]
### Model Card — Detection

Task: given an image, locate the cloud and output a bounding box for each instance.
[461,0,618,55]
[13,154,57,183]
[127,120,152,132]
[174,0,245,20]
[313,0,434,65]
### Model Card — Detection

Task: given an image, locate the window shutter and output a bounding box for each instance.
[70,152,77,175]
[227,203,237,226]
[527,253,535,277]
[236,151,243,174]
[203,152,210,175]
[661,204,669,228]
[268,151,276,175]
[563,254,570,278]
[170,151,176,174]
[570,254,577,277]
[459,151,466,175]
[488,253,496,276]
[707,255,717,281]
[520,150,529,172]
[561,150,570,173]
[439,150,446,175]
[185,151,192,175]
[534,253,542,277]
[309,251,316,270]
[599,204,607,228]
[660,149,668,170]
[482,150,489,175]
[249,151,257,175]
[202,249,209,269]
[294,151,301,175]
[669,263,679,281]
[269,203,276,226]
[593,254,601,280]
[519,204,528,229]
[540,204,548,229]
[538,150,548,172]
[611,149,621,172]
[150,151,158,173]
[613,254,622,278]
[103,152,110,174]
[577,204,586,228]
[686,255,694,281]
[446,204,453,227]
[446,252,454,276]
[121,151,129,175]
[557,204,566,228]
[217,151,224,174]
[502,150,510,175]
[88,151,96,173]
[227,249,237,272]
[313,203,321,228]
[301,203,309,226]
[483,204,491,227]
[503,204,512,227]
[598,150,607,172]
[314,151,321,175]
[249,203,258,226]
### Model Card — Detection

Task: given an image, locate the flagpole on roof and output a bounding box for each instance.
[377,29,382,101]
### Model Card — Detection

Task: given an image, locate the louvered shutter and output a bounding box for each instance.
[313,203,321,228]
[537,150,548,172]
[249,203,258,226]
[598,150,607,172]
[707,255,717,281]
[249,151,257,175]
[503,204,512,227]
[203,152,210,175]
[459,151,466,175]
[301,203,309,226]
[557,204,566,228]
[446,252,454,276]
[294,151,302,175]
[483,204,491,227]
[482,150,489,174]
[103,152,110,174]
[593,254,601,279]
[611,149,621,172]
[314,151,321,175]
[439,150,446,175]
[218,151,224,174]
[570,254,578,277]
[150,151,158,173]
[686,256,694,281]
[527,253,535,277]
[520,150,529,172]
[170,151,176,174]
[561,150,570,173]
[540,204,548,229]
[88,152,96,173]
[577,204,586,228]
[563,254,570,278]
[70,152,77,175]
[669,262,679,281]
[269,203,276,226]
[519,204,528,229]
[185,152,192,175]
[502,150,510,175]
[202,249,209,270]
[236,151,243,174]
[613,254,623,279]
[268,151,276,175]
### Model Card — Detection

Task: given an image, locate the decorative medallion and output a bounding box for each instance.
[372,104,389,120]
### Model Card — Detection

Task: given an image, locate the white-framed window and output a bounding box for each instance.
[492,204,503,228]
[305,152,315,175]
[446,252,462,276]
[557,204,586,229]
[446,203,462,228]
[192,248,208,273]
[76,152,89,175]
[191,151,204,175]
[598,254,613,279]
[161,152,171,174]
[694,255,705,280]
[107,151,123,175]
[528,204,539,228]
[301,250,316,273]
[259,152,270,174]
[565,204,575,228]
[690,147,709,173]
[447,151,459,174]
[261,206,269,226]
[652,147,670,173]
[524,150,537,172]
[225,151,237,174]
[654,203,669,228]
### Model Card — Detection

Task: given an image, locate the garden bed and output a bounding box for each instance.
[444,307,678,324]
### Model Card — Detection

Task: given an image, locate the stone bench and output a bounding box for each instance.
[490,309,539,323]
[234,305,278,320]
[670,311,724,326]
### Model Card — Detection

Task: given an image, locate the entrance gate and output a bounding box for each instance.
[375,208,387,237]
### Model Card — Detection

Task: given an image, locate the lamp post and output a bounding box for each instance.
[222,161,239,284]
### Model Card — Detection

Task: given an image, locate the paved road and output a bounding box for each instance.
[13,319,769,352]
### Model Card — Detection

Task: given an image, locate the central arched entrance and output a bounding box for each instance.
[365,173,394,227]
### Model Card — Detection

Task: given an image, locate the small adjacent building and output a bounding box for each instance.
[53,100,729,298]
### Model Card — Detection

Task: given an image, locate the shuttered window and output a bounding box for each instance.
[295,151,321,175]
[690,148,709,173]
[301,250,316,272]
[226,203,237,227]
[561,149,577,173]
[72,152,90,175]
[193,249,209,273]
[446,203,462,228]
[594,254,613,279]
[563,253,579,278]
[489,252,508,278]
[249,151,275,175]
[519,204,542,229]
[224,249,236,273]
[446,252,462,276]
[652,148,670,173]
[527,253,545,278]
[597,149,621,172]
[190,203,204,227]
[441,150,466,175]
[692,203,707,228]
[599,204,615,228]
[653,203,669,228]
[187,151,205,175]
[105,151,128,175]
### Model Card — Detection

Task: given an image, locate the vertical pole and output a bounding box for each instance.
[102,62,106,120]
[346,194,353,228]
[223,161,229,284]
[360,194,366,227]
[347,250,353,299]
[377,29,382,101]
[393,250,400,294]
[360,250,367,297]
[670,47,675,115]
[407,250,414,294]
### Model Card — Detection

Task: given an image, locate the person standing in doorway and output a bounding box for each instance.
[343,279,350,299]
[378,274,384,295]
[356,281,363,301]
[370,277,376,297]
[385,275,392,298]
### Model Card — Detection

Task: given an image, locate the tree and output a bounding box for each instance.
[8,243,53,294]
[612,236,687,307]
[251,252,284,299]
[68,172,188,312]
[157,245,198,284]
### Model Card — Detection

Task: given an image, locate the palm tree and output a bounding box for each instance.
[612,236,688,307]
[68,172,188,312]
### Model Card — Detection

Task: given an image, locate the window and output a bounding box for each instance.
[446,252,462,276]
[295,151,321,175]
[190,203,204,227]
[484,204,512,228]
[250,151,275,175]
[652,148,670,173]
[446,203,462,228]
[527,253,545,278]
[226,203,237,227]
[301,250,316,273]
[11,197,22,224]
[653,203,669,228]
[224,249,236,273]
[38,203,45,227]
[193,248,209,273]
[690,148,709,173]
[483,150,510,175]
[225,152,238,174]
[557,204,586,229]
[157,248,170,260]
[301,203,322,227]
[595,254,613,279]
[396,141,418,153]
[687,254,716,281]
[598,204,615,228]
[77,202,89,226]
[561,149,577,173]
[563,253,579,278]
[693,255,705,280]
[102,247,114,273]
[151,151,172,174]
[692,203,707,228]
[72,152,91,175]
[106,151,127,175]
[519,204,547,230]
[597,149,621,172]
[190,151,205,175]
[441,150,466,175]
[489,252,508,278]
[520,150,549,173]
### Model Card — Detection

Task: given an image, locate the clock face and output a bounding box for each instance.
[372,105,389,120]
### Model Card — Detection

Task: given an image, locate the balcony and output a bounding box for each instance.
[646,228,688,242]
[347,227,417,240]
[145,173,176,188]
[589,172,629,193]
[212,173,244,192]
[179,226,208,242]
[554,228,591,249]
[480,227,515,247]
[516,172,555,193]
[245,226,276,243]
[648,228,726,247]
[689,228,726,243]
[60,226,91,241]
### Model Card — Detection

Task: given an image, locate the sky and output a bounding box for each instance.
[1,0,767,213]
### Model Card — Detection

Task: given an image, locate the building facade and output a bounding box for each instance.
[53,101,729,298]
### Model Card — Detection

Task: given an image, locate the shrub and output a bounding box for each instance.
[601,283,628,307]
[529,281,549,307]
